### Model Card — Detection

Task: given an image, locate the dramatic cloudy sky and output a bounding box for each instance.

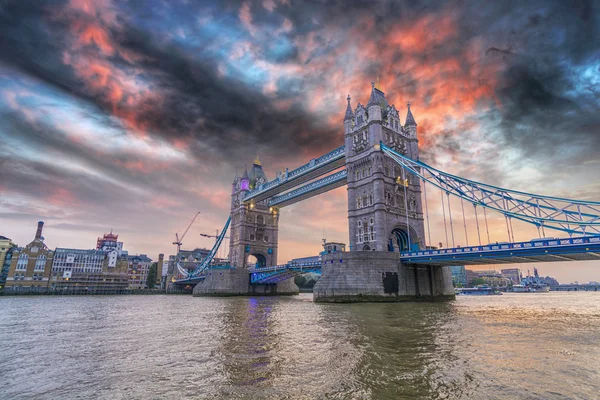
[1,0,599,282]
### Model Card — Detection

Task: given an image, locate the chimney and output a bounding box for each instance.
[157,253,164,282]
[35,221,44,240]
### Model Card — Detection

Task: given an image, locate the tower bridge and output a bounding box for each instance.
[170,80,600,302]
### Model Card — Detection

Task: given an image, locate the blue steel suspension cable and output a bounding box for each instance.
[447,192,455,247]
[423,178,432,248]
[483,206,491,244]
[402,167,411,250]
[461,198,469,247]
[380,143,600,233]
[502,196,512,242]
[473,204,482,246]
[441,187,449,248]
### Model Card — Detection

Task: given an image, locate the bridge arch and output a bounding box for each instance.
[388,224,420,253]
[246,253,267,269]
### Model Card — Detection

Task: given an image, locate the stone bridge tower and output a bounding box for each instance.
[194,158,298,296]
[344,81,425,253]
[313,81,454,302]
[228,158,279,270]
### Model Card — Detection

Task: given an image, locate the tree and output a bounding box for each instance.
[146,263,157,289]
[471,277,486,286]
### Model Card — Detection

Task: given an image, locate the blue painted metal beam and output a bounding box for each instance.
[249,261,322,284]
[243,146,345,203]
[268,169,348,208]
[401,236,600,266]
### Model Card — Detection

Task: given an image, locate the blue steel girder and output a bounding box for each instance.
[268,169,348,208]
[380,143,600,236]
[249,261,322,284]
[243,146,345,203]
[401,235,600,266]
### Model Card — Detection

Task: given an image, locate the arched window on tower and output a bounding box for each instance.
[369,194,373,206]
[369,218,375,241]
[363,220,369,243]
[362,194,367,208]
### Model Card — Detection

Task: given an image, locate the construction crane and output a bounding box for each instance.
[200,230,230,241]
[200,230,230,260]
[173,212,201,253]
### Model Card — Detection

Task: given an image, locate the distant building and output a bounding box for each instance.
[466,269,478,286]
[96,231,127,267]
[476,270,512,288]
[322,242,346,254]
[0,235,17,291]
[168,248,211,276]
[127,254,152,289]
[4,222,54,293]
[48,231,129,294]
[501,268,522,284]
[0,236,17,291]
[450,266,467,287]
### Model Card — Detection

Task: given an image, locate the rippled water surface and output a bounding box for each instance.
[1,292,599,399]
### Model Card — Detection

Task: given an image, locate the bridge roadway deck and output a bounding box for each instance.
[243,146,345,203]
[400,236,600,266]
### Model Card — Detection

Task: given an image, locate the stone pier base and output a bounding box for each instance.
[313,251,455,303]
[192,268,299,297]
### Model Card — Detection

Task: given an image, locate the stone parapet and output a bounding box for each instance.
[192,268,299,297]
[313,251,455,303]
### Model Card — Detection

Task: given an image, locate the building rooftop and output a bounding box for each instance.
[127,254,152,262]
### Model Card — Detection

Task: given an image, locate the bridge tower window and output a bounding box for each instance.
[363,219,370,243]
[357,221,363,244]
[369,218,375,241]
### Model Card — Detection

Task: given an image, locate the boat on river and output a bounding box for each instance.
[512,267,550,292]
[455,285,502,296]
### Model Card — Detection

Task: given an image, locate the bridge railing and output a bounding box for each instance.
[401,235,600,257]
[249,260,322,273]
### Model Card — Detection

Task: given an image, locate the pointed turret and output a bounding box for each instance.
[404,101,417,127]
[367,81,378,108]
[344,95,353,121]
[240,165,250,191]
[344,95,354,134]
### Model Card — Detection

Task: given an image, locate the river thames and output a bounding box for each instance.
[1,292,599,399]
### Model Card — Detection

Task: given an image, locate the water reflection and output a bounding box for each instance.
[0,293,599,399]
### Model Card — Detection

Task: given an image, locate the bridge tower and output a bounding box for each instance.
[345,81,425,253]
[228,159,279,270]
[193,159,298,296]
[314,81,454,302]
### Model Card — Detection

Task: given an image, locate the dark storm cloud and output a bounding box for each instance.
[0,0,340,165]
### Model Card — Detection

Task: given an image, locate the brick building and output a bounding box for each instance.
[4,222,54,293]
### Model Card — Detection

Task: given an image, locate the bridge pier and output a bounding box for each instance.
[192,268,298,297]
[313,251,454,303]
